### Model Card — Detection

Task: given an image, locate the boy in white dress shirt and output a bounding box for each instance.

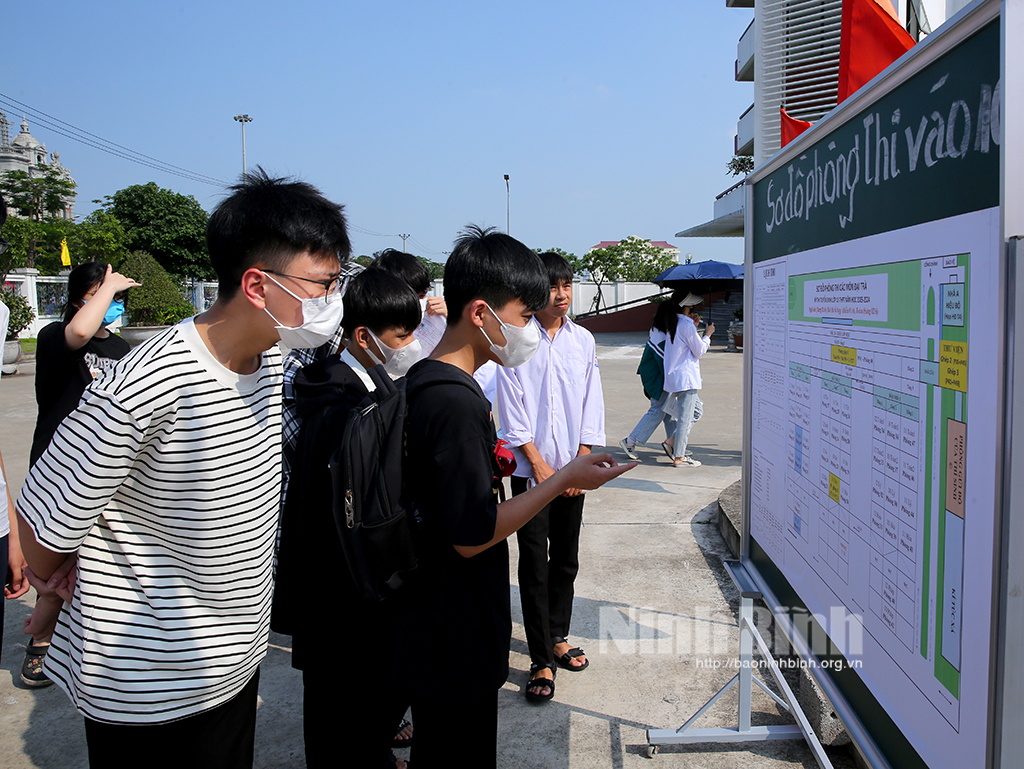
[496,252,605,702]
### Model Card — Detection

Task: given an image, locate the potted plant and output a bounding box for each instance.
[1,285,36,374]
[118,251,196,347]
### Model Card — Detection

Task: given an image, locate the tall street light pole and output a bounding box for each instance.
[399,233,410,252]
[233,114,252,177]
[504,174,510,234]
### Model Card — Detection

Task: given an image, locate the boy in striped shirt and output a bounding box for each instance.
[16,169,351,769]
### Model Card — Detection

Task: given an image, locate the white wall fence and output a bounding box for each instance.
[2,269,665,338]
[2,269,223,338]
[426,278,665,317]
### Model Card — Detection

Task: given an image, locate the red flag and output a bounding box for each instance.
[837,0,915,103]
[780,107,812,148]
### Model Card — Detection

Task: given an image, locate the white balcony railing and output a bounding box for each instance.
[736,18,755,82]
[735,103,754,156]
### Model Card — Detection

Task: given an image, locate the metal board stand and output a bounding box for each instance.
[645,559,834,768]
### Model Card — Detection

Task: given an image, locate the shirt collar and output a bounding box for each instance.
[536,314,572,343]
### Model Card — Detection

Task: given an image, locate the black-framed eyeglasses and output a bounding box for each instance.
[262,269,343,303]
[0,238,11,257]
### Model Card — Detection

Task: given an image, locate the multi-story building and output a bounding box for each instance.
[679,0,970,241]
[0,112,76,220]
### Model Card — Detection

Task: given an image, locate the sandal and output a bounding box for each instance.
[525,663,556,703]
[20,641,53,688]
[392,718,413,748]
[660,441,674,460]
[554,644,589,672]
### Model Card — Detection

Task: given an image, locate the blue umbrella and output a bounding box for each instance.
[652,260,744,325]
[653,260,743,285]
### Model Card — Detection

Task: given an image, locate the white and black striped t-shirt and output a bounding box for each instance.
[18,318,283,724]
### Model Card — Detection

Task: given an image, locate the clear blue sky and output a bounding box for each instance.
[4,1,752,264]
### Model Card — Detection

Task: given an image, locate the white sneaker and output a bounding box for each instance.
[673,456,701,467]
[618,438,639,461]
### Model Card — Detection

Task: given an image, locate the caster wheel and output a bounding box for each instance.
[646,744,660,758]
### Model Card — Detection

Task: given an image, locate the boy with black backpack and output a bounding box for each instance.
[397,225,636,769]
[273,267,422,769]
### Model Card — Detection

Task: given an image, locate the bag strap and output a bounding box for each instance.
[645,339,666,360]
[367,364,398,395]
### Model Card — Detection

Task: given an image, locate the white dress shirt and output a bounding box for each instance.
[663,315,710,393]
[496,317,605,478]
[340,346,377,391]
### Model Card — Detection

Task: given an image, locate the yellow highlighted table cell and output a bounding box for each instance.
[831,345,858,366]
[939,340,968,393]
[829,473,841,504]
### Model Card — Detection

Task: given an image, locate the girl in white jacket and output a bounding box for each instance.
[661,293,714,466]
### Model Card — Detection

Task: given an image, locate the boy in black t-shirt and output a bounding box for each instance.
[400,225,636,769]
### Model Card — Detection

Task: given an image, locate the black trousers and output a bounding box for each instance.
[303,666,407,768]
[84,668,260,769]
[409,691,497,769]
[511,476,586,669]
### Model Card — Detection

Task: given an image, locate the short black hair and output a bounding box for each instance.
[443,225,548,324]
[341,268,421,338]
[539,252,574,285]
[371,249,431,296]
[206,167,352,299]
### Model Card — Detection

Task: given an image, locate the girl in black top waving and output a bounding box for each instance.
[22,261,139,687]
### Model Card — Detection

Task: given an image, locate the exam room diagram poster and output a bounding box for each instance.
[748,209,1000,768]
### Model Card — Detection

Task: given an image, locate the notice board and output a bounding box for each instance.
[743,4,1005,767]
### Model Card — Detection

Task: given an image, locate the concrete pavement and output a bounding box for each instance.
[0,333,856,768]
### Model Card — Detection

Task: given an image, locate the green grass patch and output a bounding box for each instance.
[19,338,37,354]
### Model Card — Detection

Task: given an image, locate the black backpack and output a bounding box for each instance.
[328,364,419,603]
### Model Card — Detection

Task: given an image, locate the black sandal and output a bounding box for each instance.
[20,642,53,688]
[392,718,413,748]
[524,663,556,703]
[554,639,589,672]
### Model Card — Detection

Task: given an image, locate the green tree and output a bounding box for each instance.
[103,183,212,280]
[0,166,77,222]
[118,250,195,326]
[418,256,445,281]
[70,211,129,268]
[0,215,42,280]
[575,237,677,311]
[727,155,754,176]
[1,165,77,270]
[31,217,77,276]
[0,212,128,279]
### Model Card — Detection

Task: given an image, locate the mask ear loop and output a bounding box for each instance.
[363,327,388,368]
[479,302,508,350]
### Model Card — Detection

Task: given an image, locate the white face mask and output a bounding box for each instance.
[365,328,423,379]
[480,302,542,368]
[262,272,344,349]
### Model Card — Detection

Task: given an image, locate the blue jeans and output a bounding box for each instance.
[627,391,673,445]
[671,390,703,459]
